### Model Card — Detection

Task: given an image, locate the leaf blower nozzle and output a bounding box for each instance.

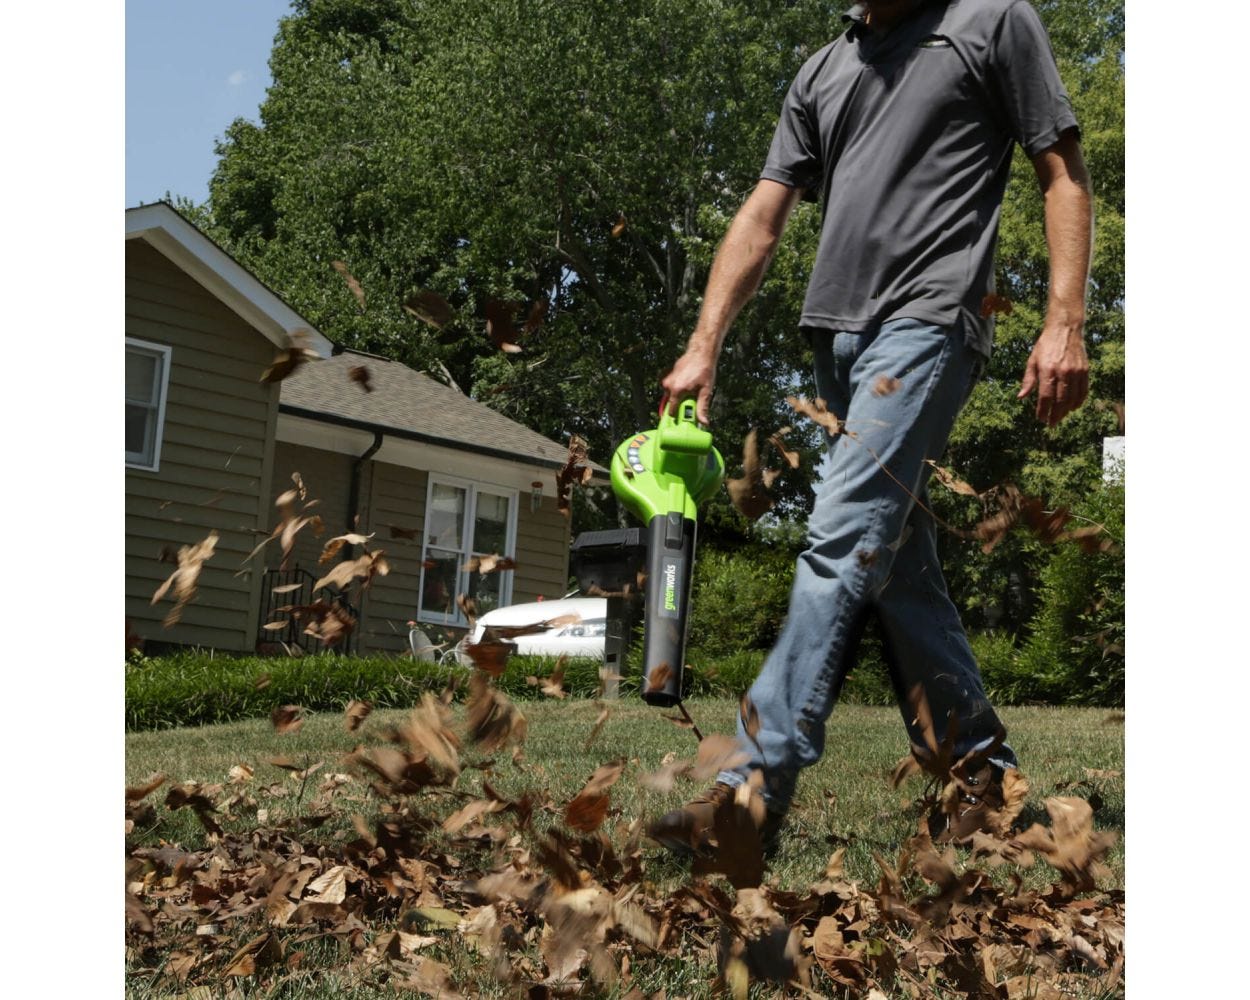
[610,399,724,706]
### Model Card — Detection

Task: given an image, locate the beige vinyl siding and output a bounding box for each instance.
[512,496,572,603]
[358,462,428,655]
[125,238,279,652]
[265,442,362,573]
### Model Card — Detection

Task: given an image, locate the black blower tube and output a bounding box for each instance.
[641,511,696,706]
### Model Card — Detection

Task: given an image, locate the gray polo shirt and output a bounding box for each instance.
[762,0,1079,357]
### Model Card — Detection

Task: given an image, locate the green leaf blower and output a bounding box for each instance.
[610,399,725,706]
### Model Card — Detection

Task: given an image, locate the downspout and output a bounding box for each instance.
[337,430,380,655]
[344,431,384,558]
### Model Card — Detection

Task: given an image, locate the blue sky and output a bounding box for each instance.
[126,0,295,207]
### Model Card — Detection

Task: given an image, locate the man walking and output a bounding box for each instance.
[649,0,1092,853]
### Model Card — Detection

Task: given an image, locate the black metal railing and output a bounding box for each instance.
[258,566,359,654]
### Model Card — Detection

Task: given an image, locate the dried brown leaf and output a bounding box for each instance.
[645,662,673,695]
[766,427,801,469]
[564,791,611,833]
[314,550,388,592]
[584,703,611,749]
[394,694,462,776]
[925,459,981,499]
[223,932,283,977]
[1057,523,1118,553]
[261,330,321,384]
[318,532,374,565]
[466,671,527,752]
[872,374,902,396]
[727,429,776,522]
[331,260,366,310]
[271,705,304,734]
[639,752,691,792]
[785,395,844,439]
[150,531,219,627]
[973,483,1025,553]
[344,700,373,732]
[540,656,568,699]
[979,292,1014,318]
[457,593,479,632]
[463,638,514,677]
[463,554,518,574]
[691,734,749,781]
[556,435,592,516]
[485,299,523,353]
[404,290,456,328]
[692,778,767,889]
[1021,496,1073,544]
[1010,796,1117,895]
[305,864,348,905]
[126,773,167,801]
[523,299,549,334]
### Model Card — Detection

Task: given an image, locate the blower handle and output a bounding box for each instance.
[656,398,714,459]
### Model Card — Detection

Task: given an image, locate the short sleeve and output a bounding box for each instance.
[760,67,823,202]
[989,1,1080,156]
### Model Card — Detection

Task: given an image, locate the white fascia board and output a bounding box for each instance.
[275,412,582,495]
[125,204,334,357]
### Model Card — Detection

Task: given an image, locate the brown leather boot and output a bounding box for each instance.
[931,766,1029,842]
[646,782,786,857]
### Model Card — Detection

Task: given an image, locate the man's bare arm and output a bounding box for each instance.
[661,179,805,423]
[1018,129,1094,427]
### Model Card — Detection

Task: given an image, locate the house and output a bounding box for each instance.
[126,203,605,656]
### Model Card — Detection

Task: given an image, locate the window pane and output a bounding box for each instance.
[126,403,152,461]
[126,349,157,403]
[467,569,502,616]
[473,492,509,554]
[427,484,466,550]
[419,549,460,617]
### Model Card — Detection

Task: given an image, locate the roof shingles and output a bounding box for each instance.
[280,352,603,473]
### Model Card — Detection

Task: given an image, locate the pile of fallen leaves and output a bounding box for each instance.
[127,676,1123,999]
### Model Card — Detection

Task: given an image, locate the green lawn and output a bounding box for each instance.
[126,697,1125,998]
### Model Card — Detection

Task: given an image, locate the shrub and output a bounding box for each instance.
[838,621,897,707]
[685,542,797,661]
[125,650,451,731]
[696,650,767,697]
[126,649,616,732]
[1009,477,1124,705]
[968,629,1023,704]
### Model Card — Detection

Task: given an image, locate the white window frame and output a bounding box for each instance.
[125,337,173,471]
[416,474,518,628]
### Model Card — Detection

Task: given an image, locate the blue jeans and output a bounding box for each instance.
[718,317,1017,812]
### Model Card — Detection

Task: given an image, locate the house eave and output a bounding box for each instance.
[277,405,612,487]
[125,203,334,358]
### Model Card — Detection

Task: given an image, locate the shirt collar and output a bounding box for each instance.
[843,1,932,39]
